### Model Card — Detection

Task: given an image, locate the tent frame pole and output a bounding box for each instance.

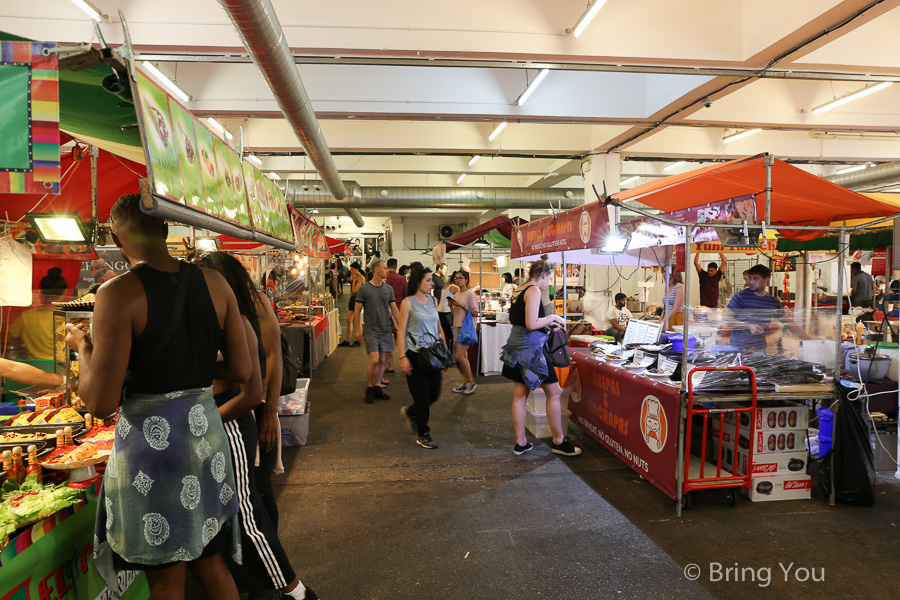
[90,146,99,245]
[764,153,773,225]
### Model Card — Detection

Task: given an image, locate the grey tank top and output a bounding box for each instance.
[406,295,441,351]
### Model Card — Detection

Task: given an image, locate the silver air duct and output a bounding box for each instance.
[215,0,364,228]
[283,181,584,209]
[826,162,900,192]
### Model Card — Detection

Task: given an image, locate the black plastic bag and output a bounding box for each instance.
[819,384,876,507]
[280,332,301,396]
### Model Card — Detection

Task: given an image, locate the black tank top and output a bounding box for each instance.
[126,262,223,393]
[509,284,545,328]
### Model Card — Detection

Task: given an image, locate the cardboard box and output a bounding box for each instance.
[280,410,309,446]
[712,422,806,455]
[723,447,808,476]
[744,474,811,502]
[720,401,809,431]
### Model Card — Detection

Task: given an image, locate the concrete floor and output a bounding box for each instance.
[271,293,900,600]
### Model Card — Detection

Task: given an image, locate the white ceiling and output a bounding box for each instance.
[5,0,900,221]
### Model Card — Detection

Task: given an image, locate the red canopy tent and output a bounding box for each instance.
[444,216,528,252]
[614,154,899,240]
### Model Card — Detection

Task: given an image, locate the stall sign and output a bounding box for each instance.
[871,248,887,277]
[553,263,582,288]
[772,255,798,272]
[132,66,294,244]
[293,211,330,258]
[511,201,609,258]
[620,195,757,250]
[693,238,779,254]
[0,485,149,599]
[567,353,679,498]
[0,41,61,195]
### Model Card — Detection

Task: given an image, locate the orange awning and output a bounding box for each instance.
[615,154,900,240]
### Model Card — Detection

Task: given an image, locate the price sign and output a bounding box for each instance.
[661,357,680,373]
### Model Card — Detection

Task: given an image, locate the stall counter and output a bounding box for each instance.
[567,349,680,499]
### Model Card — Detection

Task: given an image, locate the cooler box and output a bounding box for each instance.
[280,408,310,446]
[279,378,311,415]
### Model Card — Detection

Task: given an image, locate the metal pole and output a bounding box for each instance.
[675,226,693,517]
[90,146,99,245]
[562,251,568,322]
[831,230,849,506]
[764,153,773,225]
[681,227,693,387]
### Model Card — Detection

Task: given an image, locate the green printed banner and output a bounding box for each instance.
[168,101,206,212]
[136,70,183,202]
[195,125,223,217]
[243,161,265,230]
[213,136,238,223]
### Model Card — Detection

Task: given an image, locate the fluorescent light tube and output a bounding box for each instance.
[70,0,102,21]
[572,0,608,38]
[267,172,281,180]
[245,154,263,166]
[488,122,508,141]
[468,155,480,166]
[141,62,192,103]
[621,176,640,186]
[207,118,234,141]
[836,164,868,174]
[664,161,686,171]
[811,82,892,115]
[723,128,762,143]
[457,174,467,184]
[516,69,550,106]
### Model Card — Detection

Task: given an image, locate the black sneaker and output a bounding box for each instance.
[400,406,416,433]
[386,369,395,375]
[365,387,376,404]
[350,341,361,347]
[416,434,438,449]
[551,439,582,456]
[373,386,391,400]
[338,340,350,347]
[513,442,534,455]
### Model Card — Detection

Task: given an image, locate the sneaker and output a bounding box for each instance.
[350,341,361,347]
[365,387,376,404]
[513,442,534,455]
[461,382,477,395]
[416,434,438,449]
[551,438,582,456]
[400,406,416,433]
[452,383,468,394]
[386,369,395,375]
[282,588,318,600]
[373,386,391,400]
[338,340,350,347]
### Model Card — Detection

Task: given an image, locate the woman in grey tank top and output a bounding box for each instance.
[396,267,447,449]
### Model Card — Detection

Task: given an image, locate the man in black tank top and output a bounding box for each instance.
[65,194,252,598]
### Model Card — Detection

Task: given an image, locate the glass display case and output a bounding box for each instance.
[52,309,93,408]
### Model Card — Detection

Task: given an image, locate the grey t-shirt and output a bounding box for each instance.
[851,271,874,302]
[355,281,396,335]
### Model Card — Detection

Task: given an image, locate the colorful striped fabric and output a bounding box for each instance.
[0,41,60,195]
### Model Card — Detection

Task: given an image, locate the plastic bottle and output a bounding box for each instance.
[856,322,865,345]
[17,399,26,413]
[64,426,73,447]
[2,451,13,480]
[85,413,93,430]
[11,447,26,484]
[26,445,42,484]
[55,428,65,448]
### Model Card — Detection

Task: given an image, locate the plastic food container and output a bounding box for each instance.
[669,334,697,352]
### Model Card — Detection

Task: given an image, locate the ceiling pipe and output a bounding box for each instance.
[825,161,900,191]
[282,180,584,209]
[214,0,364,228]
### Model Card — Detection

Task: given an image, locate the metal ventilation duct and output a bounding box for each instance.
[215,0,363,227]
[282,180,584,209]
[826,162,900,191]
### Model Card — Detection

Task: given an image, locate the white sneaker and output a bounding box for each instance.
[452,383,467,393]
[462,382,477,395]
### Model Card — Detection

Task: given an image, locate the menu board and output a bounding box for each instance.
[133,66,294,243]
[623,320,663,346]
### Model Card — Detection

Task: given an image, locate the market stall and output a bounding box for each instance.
[512,153,900,514]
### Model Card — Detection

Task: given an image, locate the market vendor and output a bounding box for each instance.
[694,252,726,308]
[849,261,875,308]
[726,264,810,350]
[0,357,64,388]
[605,293,631,342]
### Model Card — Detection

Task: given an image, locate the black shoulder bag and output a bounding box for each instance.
[280,332,301,395]
[122,263,192,400]
[410,297,452,371]
[546,326,572,368]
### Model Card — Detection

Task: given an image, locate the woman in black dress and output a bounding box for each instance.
[501,256,581,457]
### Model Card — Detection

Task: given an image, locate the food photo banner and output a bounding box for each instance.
[0,41,61,195]
[132,66,294,244]
[511,201,610,258]
[292,210,331,258]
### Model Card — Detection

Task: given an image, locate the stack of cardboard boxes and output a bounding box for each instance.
[711,402,811,502]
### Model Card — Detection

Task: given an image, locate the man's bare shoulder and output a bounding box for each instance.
[95,270,142,301]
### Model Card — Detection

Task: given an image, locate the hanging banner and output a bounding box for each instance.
[872,247,887,278]
[292,211,330,258]
[511,201,610,258]
[0,41,61,195]
[620,195,758,249]
[132,66,294,244]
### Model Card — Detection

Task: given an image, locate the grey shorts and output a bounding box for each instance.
[365,331,394,354]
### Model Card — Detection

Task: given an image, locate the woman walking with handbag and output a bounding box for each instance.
[500,256,581,457]
[448,271,479,394]
[396,267,449,449]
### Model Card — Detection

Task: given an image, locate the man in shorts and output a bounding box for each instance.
[354,259,400,404]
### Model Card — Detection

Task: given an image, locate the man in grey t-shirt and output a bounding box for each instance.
[850,261,875,308]
[355,259,400,403]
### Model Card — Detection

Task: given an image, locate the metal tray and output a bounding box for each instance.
[0,423,84,437]
[0,439,50,453]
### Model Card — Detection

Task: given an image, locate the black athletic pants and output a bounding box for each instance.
[404,352,443,436]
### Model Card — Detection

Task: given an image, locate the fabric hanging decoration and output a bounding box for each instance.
[0,235,33,306]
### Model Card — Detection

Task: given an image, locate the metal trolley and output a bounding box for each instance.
[681,366,758,510]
